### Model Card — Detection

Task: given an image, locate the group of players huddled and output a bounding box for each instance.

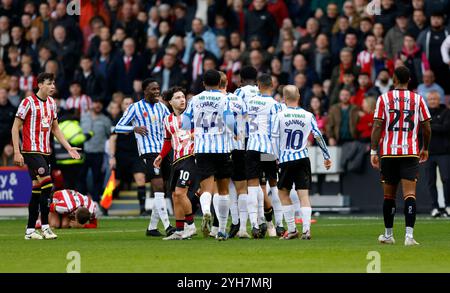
[113,66,332,241]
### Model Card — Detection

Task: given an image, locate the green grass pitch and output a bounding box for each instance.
[1,216,449,273]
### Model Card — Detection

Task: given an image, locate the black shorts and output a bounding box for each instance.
[380,157,419,185]
[140,153,165,180]
[116,154,146,180]
[278,158,312,190]
[23,153,51,180]
[231,150,246,181]
[246,150,278,181]
[169,156,199,192]
[195,153,233,181]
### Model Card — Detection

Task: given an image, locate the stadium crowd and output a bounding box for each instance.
[0,0,450,216]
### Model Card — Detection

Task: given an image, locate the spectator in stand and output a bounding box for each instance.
[425,90,450,217]
[351,73,379,107]
[308,96,328,145]
[188,37,216,89]
[0,59,10,90]
[74,55,105,100]
[330,47,360,104]
[65,81,92,120]
[183,18,220,64]
[108,38,143,96]
[418,11,450,94]
[277,39,295,74]
[153,53,186,92]
[357,34,377,80]
[0,143,14,167]
[249,49,269,75]
[4,25,28,58]
[308,33,333,83]
[293,72,313,109]
[326,88,360,146]
[0,16,10,61]
[48,25,79,81]
[331,16,354,61]
[270,57,289,86]
[312,82,330,112]
[396,33,430,90]
[319,3,339,36]
[355,96,376,142]
[371,43,394,81]
[358,17,374,42]
[94,40,114,82]
[80,98,112,203]
[191,56,217,95]
[0,87,15,153]
[408,9,428,39]
[372,22,385,45]
[417,70,446,104]
[5,45,21,75]
[374,69,393,95]
[296,18,320,55]
[18,62,36,92]
[87,26,111,59]
[31,2,51,42]
[7,75,23,107]
[384,10,409,59]
[374,0,397,32]
[245,0,278,53]
[290,53,319,88]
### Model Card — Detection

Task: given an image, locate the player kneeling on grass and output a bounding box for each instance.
[153,87,197,240]
[271,85,332,240]
[49,189,98,229]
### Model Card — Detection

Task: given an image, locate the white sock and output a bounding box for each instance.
[301,207,312,233]
[238,194,248,231]
[211,226,218,234]
[282,204,296,233]
[385,228,393,237]
[247,187,259,228]
[406,226,414,238]
[212,193,219,228]
[290,190,302,218]
[154,192,170,230]
[200,192,212,215]
[217,195,230,233]
[26,228,35,234]
[41,224,49,231]
[257,186,265,225]
[270,186,283,227]
[148,206,160,230]
[229,183,239,225]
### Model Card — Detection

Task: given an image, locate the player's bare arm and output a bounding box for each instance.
[370,119,383,169]
[420,120,431,163]
[52,119,81,160]
[11,117,24,166]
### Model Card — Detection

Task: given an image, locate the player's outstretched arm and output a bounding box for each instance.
[11,118,24,166]
[52,119,81,159]
[311,117,331,164]
[370,119,383,169]
[420,120,431,163]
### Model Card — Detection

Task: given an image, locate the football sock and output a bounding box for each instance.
[148,205,160,230]
[238,194,248,231]
[39,179,52,226]
[175,220,185,232]
[185,213,194,225]
[290,190,302,218]
[27,186,41,229]
[247,187,259,228]
[282,205,296,233]
[137,186,146,211]
[212,194,219,228]
[200,192,212,215]
[257,186,264,224]
[229,184,239,225]
[270,186,283,227]
[217,195,230,234]
[383,198,396,235]
[264,207,273,222]
[404,196,416,238]
[154,192,170,229]
[301,207,312,233]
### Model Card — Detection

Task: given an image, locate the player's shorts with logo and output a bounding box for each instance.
[195,153,233,181]
[278,157,312,190]
[141,153,170,180]
[169,156,198,192]
[380,157,419,184]
[22,153,51,180]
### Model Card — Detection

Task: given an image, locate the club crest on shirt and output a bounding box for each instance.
[38,167,46,175]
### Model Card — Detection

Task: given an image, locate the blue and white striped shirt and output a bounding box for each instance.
[183,90,234,154]
[234,85,259,104]
[246,94,283,155]
[226,92,247,151]
[271,106,330,164]
[114,100,170,155]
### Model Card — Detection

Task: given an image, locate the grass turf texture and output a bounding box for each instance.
[0,216,449,273]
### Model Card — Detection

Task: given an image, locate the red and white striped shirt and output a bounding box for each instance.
[374,89,431,157]
[164,113,194,162]
[50,189,97,218]
[19,75,37,92]
[16,94,57,154]
[65,95,92,117]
